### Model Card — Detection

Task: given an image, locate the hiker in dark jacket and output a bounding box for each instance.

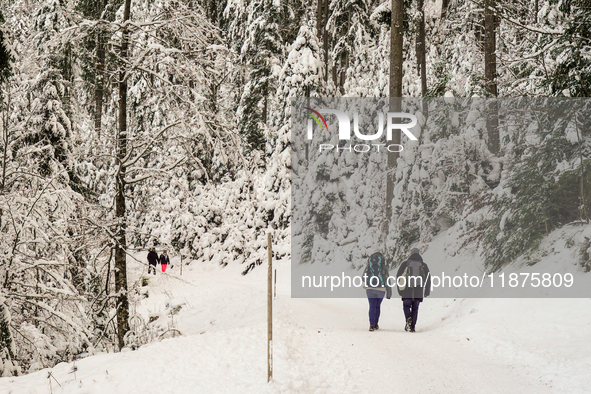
[363,252,392,331]
[147,248,159,275]
[396,248,431,332]
[159,250,170,273]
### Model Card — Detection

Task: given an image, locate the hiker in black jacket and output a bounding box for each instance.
[147,248,159,275]
[396,248,431,332]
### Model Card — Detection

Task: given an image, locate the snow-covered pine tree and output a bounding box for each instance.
[24,0,93,199]
[237,0,282,154]
[0,296,17,377]
[386,98,501,263]
[326,0,373,94]
[543,0,591,96]
[274,20,327,130]
[430,0,487,96]
[0,15,18,375]
[343,24,389,97]
[20,0,77,179]
[0,8,11,85]
[481,99,591,270]
[76,0,120,137]
[239,21,329,270]
[0,70,96,371]
[223,0,250,53]
[22,68,72,177]
[270,19,327,202]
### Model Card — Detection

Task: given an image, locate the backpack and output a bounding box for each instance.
[366,253,386,288]
[398,260,424,291]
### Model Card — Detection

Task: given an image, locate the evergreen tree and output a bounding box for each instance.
[0,9,12,83]
[343,26,389,97]
[326,0,372,93]
[0,296,17,376]
[76,0,122,136]
[22,68,72,177]
[386,98,500,262]
[237,0,282,153]
[33,0,77,115]
[545,0,591,96]
[223,0,250,53]
[274,21,327,124]
[23,0,92,198]
[481,99,591,269]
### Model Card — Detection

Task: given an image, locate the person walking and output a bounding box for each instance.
[396,248,431,332]
[159,250,170,273]
[147,248,159,275]
[363,252,392,331]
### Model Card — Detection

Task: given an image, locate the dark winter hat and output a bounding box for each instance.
[410,248,420,255]
[370,252,384,264]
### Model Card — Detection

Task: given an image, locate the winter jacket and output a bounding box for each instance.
[363,253,393,299]
[396,253,431,300]
[147,250,159,266]
[159,254,170,265]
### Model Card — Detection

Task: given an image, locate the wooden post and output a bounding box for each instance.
[180,255,183,276]
[267,233,273,382]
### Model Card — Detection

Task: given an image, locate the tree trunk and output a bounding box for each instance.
[484,0,499,154]
[416,0,427,96]
[484,0,497,97]
[35,266,39,327]
[63,42,73,121]
[316,0,324,41]
[316,0,329,82]
[323,0,329,82]
[114,0,131,351]
[332,64,338,88]
[339,11,351,93]
[0,84,8,231]
[387,0,404,221]
[207,0,217,26]
[261,90,267,126]
[390,0,403,99]
[441,0,450,19]
[574,113,588,222]
[95,35,105,137]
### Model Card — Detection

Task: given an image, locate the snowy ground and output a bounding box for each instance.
[1,243,591,394]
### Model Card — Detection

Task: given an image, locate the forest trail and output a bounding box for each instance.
[0,254,588,393]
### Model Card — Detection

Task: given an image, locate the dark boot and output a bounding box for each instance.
[405,317,413,332]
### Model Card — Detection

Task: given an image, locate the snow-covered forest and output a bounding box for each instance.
[0,0,590,378]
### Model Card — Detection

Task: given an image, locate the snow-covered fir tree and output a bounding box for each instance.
[236,0,282,153]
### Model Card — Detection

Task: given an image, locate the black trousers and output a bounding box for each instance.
[403,298,421,328]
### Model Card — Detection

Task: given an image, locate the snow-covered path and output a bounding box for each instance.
[1,255,589,394]
[283,298,552,394]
